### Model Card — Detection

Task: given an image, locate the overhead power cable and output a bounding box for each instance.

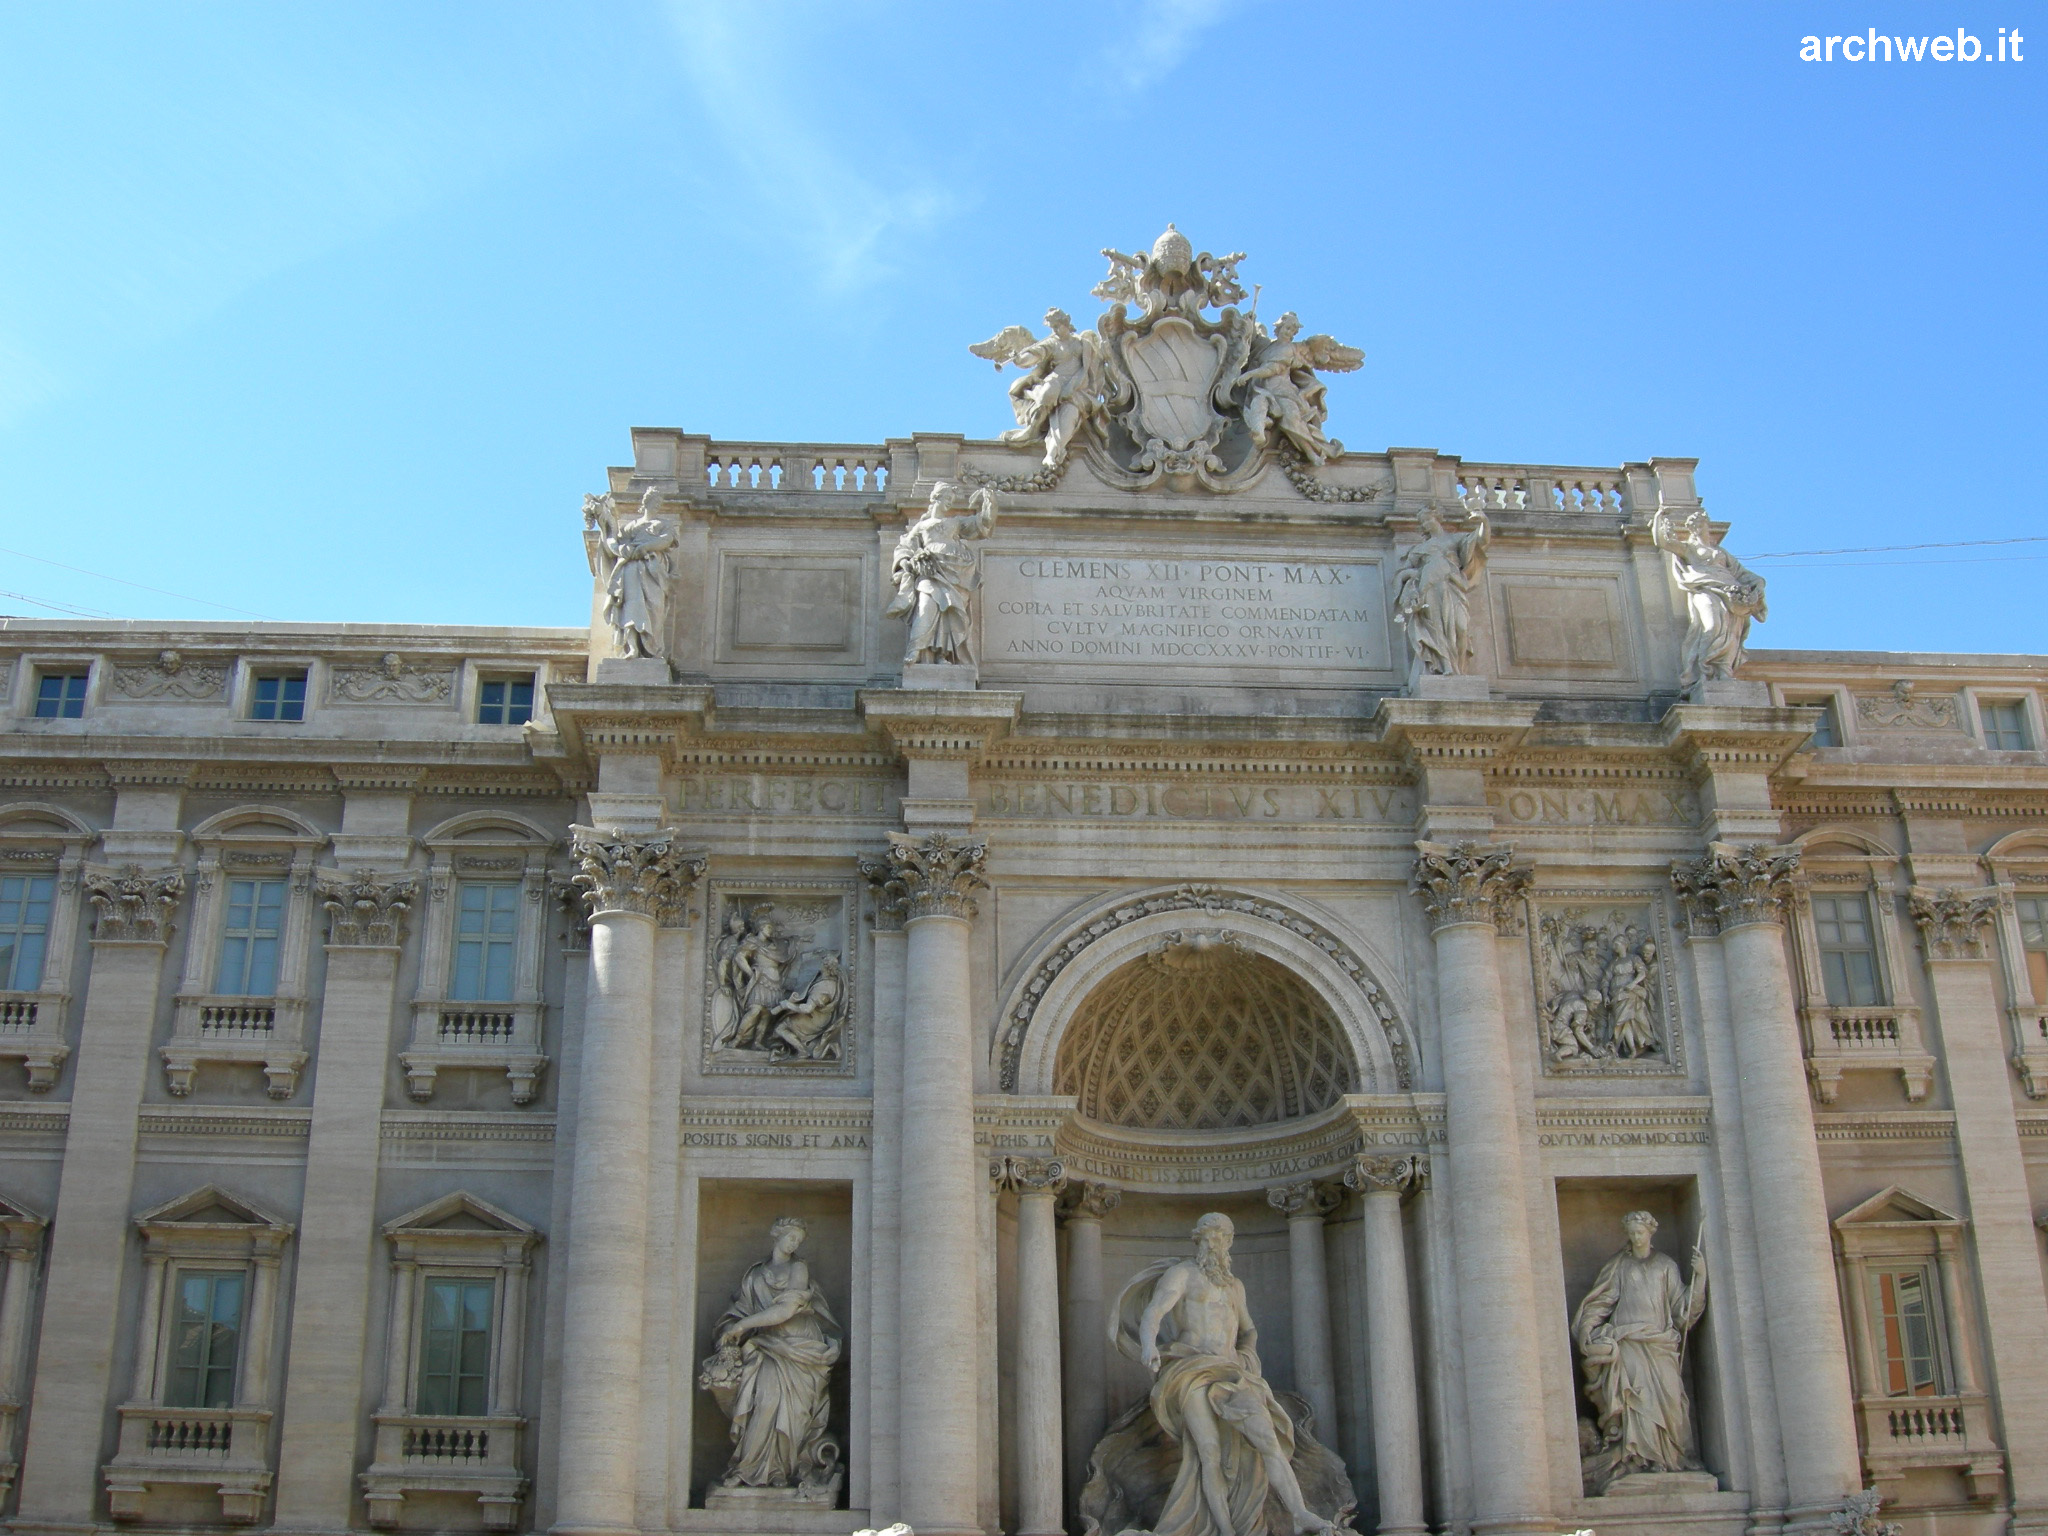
[0,543,274,620]
[0,587,119,619]
[1746,535,2048,560]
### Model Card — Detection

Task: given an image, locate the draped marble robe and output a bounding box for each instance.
[1571,1225,1707,1492]
[701,1251,842,1490]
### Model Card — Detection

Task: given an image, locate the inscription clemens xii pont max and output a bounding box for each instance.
[981,555,1389,673]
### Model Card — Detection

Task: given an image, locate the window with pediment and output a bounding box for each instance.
[404,816,556,1105]
[1054,941,1354,1131]
[102,1187,293,1525]
[0,804,92,1091]
[164,810,324,1100]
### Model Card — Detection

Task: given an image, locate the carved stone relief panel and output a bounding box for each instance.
[328,654,455,704]
[107,651,227,701]
[1854,680,1961,732]
[1530,894,1683,1078]
[703,881,857,1077]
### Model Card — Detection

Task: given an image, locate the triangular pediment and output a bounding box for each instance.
[1835,1185,1960,1228]
[0,1191,46,1226]
[137,1184,289,1230]
[384,1190,537,1238]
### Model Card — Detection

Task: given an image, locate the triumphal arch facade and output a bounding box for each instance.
[3,227,2048,1536]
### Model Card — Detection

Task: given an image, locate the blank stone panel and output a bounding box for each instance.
[717,557,864,666]
[1491,574,1640,683]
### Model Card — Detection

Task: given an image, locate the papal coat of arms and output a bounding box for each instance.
[970,225,1362,492]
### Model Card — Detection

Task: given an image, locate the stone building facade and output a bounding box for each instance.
[2,232,2047,1536]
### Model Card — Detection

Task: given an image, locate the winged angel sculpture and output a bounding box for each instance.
[970,225,1363,492]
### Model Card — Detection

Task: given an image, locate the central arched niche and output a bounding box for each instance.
[1054,936,1356,1131]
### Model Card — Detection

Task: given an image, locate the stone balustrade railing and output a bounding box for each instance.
[702,442,890,496]
[1455,464,1634,516]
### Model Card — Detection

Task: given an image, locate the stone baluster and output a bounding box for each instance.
[995,1156,1067,1536]
[1266,1180,1342,1445]
[553,827,704,1536]
[861,832,989,1536]
[1908,887,2048,1523]
[1059,1181,1120,1510]
[1345,1156,1427,1536]
[1409,840,1554,1535]
[17,861,185,1525]
[1671,844,1860,1520]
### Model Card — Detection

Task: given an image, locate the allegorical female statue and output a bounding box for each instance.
[1393,504,1490,684]
[583,487,678,660]
[885,481,998,666]
[1571,1210,1708,1494]
[1080,1213,1353,1536]
[1651,505,1767,691]
[698,1216,843,1496]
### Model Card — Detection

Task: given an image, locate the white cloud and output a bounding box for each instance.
[1106,0,1237,93]
[662,0,957,292]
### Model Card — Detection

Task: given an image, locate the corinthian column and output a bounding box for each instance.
[1409,841,1553,1535]
[1345,1156,1426,1536]
[552,829,703,1536]
[17,864,184,1528]
[1672,845,1859,1523]
[1267,1180,1341,1445]
[995,1156,1066,1536]
[861,832,988,1536]
[1909,888,2048,1525]
[1060,1181,1119,1510]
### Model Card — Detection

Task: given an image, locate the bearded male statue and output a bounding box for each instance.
[1572,1210,1708,1494]
[1079,1213,1354,1536]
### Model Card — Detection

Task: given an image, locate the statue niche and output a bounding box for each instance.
[1055,936,1355,1132]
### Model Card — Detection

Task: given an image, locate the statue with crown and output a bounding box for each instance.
[971,225,1363,493]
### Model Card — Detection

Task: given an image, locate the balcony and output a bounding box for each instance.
[401,1001,547,1105]
[0,990,70,1091]
[162,995,308,1099]
[1855,1393,2004,1505]
[1800,1003,1935,1105]
[103,1404,274,1523]
[361,1413,525,1530]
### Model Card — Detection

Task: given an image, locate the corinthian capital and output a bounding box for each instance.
[1059,1180,1123,1221]
[318,872,417,948]
[569,826,706,925]
[1266,1180,1341,1219]
[1909,886,2001,961]
[1410,840,1530,934]
[1671,842,1801,932]
[990,1155,1066,1194]
[859,831,988,922]
[1345,1154,1426,1196]
[84,864,186,944]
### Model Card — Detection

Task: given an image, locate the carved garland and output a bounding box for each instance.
[1908,887,2001,961]
[1278,446,1388,505]
[961,454,1072,495]
[995,882,1413,1093]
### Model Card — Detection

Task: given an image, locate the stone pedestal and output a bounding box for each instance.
[703,1478,843,1512]
[900,662,977,691]
[593,656,671,685]
[1689,678,1769,707]
[1410,673,1491,701]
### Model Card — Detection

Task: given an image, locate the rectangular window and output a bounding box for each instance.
[216,878,286,996]
[2019,895,2048,1006]
[477,677,534,727]
[165,1269,245,1409]
[1982,700,2031,750]
[1795,698,1840,748]
[1812,892,1884,1006]
[0,873,54,991]
[248,671,307,722]
[417,1278,493,1416]
[1873,1266,1944,1397]
[34,671,88,718]
[450,882,519,1001]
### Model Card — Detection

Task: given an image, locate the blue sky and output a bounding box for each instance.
[1,2,2041,652]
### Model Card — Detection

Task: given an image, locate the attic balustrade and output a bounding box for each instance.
[701,443,890,496]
